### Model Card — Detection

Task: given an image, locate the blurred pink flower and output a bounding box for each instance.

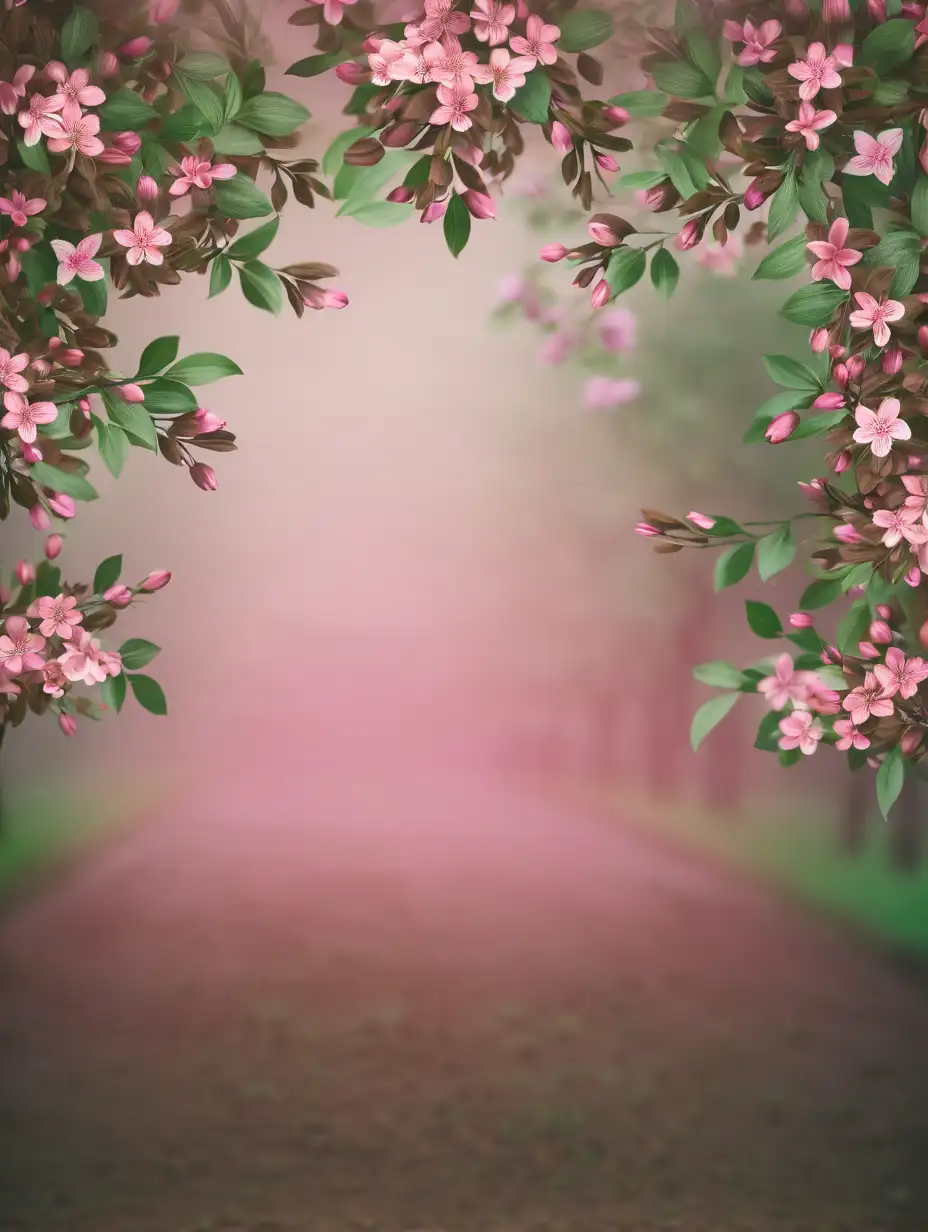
[583,376,640,409]
[834,718,870,751]
[0,65,34,115]
[598,308,636,352]
[470,0,515,43]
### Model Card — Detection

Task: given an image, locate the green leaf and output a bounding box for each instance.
[287,51,343,77]
[799,577,844,609]
[876,746,906,819]
[93,554,122,593]
[225,217,279,262]
[119,638,161,670]
[16,140,51,174]
[337,150,420,217]
[238,260,284,314]
[61,6,99,66]
[99,88,158,130]
[753,234,809,281]
[685,106,725,159]
[158,102,212,143]
[129,674,168,716]
[836,601,871,654]
[841,562,874,591]
[224,70,243,122]
[864,227,921,297]
[754,709,782,752]
[859,18,915,76]
[619,170,666,191]
[692,660,744,688]
[235,91,310,136]
[684,28,721,85]
[911,174,928,237]
[510,70,552,123]
[100,672,127,714]
[714,541,755,591]
[164,352,243,385]
[690,693,739,750]
[746,600,782,639]
[209,256,232,298]
[756,523,796,582]
[650,247,679,298]
[94,419,131,477]
[211,123,265,155]
[134,379,197,415]
[136,335,180,379]
[607,90,667,118]
[323,125,375,179]
[30,461,98,501]
[780,282,849,327]
[763,353,822,392]
[176,51,230,79]
[605,246,646,295]
[77,266,108,317]
[650,59,713,98]
[443,192,471,258]
[214,173,274,220]
[35,562,61,600]
[790,408,849,439]
[173,74,224,132]
[766,169,799,242]
[558,8,614,51]
[347,201,411,227]
[798,171,829,224]
[101,388,157,450]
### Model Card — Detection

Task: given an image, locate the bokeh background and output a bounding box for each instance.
[3,5,928,1231]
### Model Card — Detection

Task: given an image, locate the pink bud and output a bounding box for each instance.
[461,189,496,220]
[150,0,181,18]
[849,585,867,599]
[104,583,132,607]
[61,348,84,366]
[420,201,447,223]
[322,288,349,309]
[905,565,922,588]
[47,336,61,351]
[602,106,630,127]
[845,354,866,381]
[362,34,383,52]
[765,411,799,443]
[823,645,843,664]
[540,243,568,262]
[31,358,50,378]
[919,325,928,352]
[587,220,622,246]
[114,131,142,154]
[870,619,893,644]
[116,383,145,403]
[858,641,880,659]
[98,148,133,166]
[876,604,892,620]
[687,511,715,530]
[78,397,91,416]
[833,450,852,473]
[833,42,854,66]
[140,570,171,592]
[676,218,701,250]
[15,560,35,585]
[386,186,414,203]
[594,152,619,173]
[822,0,852,20]
[48,492,76,519]
[193,407,227,434]
[832,362,849,388]
[810,328,829,353]
[829,344,846,359]
[44,533,62,560]
[59,713,77,738]
[590,279,611,309]
[0,586,9,606]
[550,121,573,153]
[22,441,42,463]
[119,36,153,57]
[789,612,814,628]
[635,522,661,537]
[834,522,862,543]
[137,175,159,201]
[882,346,904,374]
[813,392,846,409]
[743,179,768,210]
[13,238,30,253]
[335,61,370,85]
[902,727,924,756]
[29,504,51,531]
[97,51,120,77]
[190,462,218,491]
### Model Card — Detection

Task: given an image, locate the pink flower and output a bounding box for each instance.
[787,42,843,99]
[833,718,870,751]
[430,82,478,130]
[778,711,823,755]
[696,235,743,277]
[304,0,359,24]
[806,217,861,290]
[583,376,640,408]
[48,492,76,519]
[58,630,108,686]
[844,128,903,185]
[140,569,171,591]
[113,211,172,265]
[0,615,45,676]
[0,347,30,393]
[510,13,560,65]
[849,292,904,347]
[368,40,416,85]
[29,593,83,639]
[169,155,237,196]
[49,234,104,285]
[470,0,515,43]
[784,101,837,150]
[842,670,895,724]
[599,308,636,352]
[797,673,842,715]
[903,473,928,525]
[17,90,65,146]
[420,0,471,41]
[759,654,808,710]
[0,189,46,227]
[722,18,782,66]
[0,65,35,116]
[872,504,927,547]
[874,646,928,699]
[44,63,106,123]
[42,659,66,698]
[45,112,105,157]
[1,391,56,443]
[428,34,479,88]
[472,47,533,100]
[853,397,911,457]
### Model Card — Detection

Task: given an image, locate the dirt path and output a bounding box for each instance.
[2,761,928,1232]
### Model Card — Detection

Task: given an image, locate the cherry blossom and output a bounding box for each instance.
[758,654,808,710]
[778,711,823,755]
[853,397,911,457]
[472,48,534,101]
[27,594,83,640]
[304,0,358,25]
[0,616,46,676]
[872,504,928,547]
[849,292,905,347]
[0,64,35,115]
[0,392,56,443]
[874,647,928,700]
[429,35,480,89]
[58,631,112,686]
[833,719,870,751]
[722,18,782,66]
[787,42,843,99]
[470,0,516,44]
[113,211,172,265]
[0,347,30,393]
[420,0,471,41]
[430,82,478,130]
[842,672,895,725]
[510,14,559,66]
[844,128,904,185]
[784,101,837,150]
[17,90,65,146]
[42,660,66,699]
[50,234,104,284]
[0,189,46,227]
[44,112,105,157]
[169,155,237,196]
[806,217,861,290]
[44,63,106,122]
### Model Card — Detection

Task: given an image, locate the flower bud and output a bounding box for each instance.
[323,288,349,309]
[790,612,814,628]
[876,604,892,620]
[743,179,769,210]
[137,175,159,201]
[31,358,51,378]
[194,407,227,434]
[813,392,846,409]
[882,346,904,374]
[49,492,76,519]
[845,354,866,381]
[97,51,120,77]
[386,186,414,203]
[765,411,799,443]
[59,713,77,738]
[335,61,370,85]
[190,462,218,491]
[644,181,678,211]
[635,522,661,537]
[420,201,447,223]
[590,279,611,309]
[823,645,843,664]
[833,362,849,387]
[116,383,145,403]
[593,152,619,172]
[830,343,846,359]
[823,0,852,20]
[29,504,51,531]
[602,106,630,127]
[381,121,421,148]
[810,328,830,353]
[61,348,84,366]
[22,441,42,462]
[587,215,630,246]
[858,640,880,659]
[461,189,495,220]
[119,36,153,57]
[870,619,893,644]
[15,560,35,585]
[550,121,573,153]
[114,131,142,154]
[45,533,62,560]
[833,450,852,473]
[905,565,922,588]
[140,570,171,591]
[98,148,133,166]
[675,218,702,250]
[834,522,862,543]
[687,511,715,531]
[902,727,924,756]
[104,583,132,607]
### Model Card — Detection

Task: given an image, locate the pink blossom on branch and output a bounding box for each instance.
[169,156,237,196]
[806,217,861,290]
[113,211,172,265]
[787,42,843,99]
[50,234,104,284]
[509,14,559,65]
[849,292,905,347]
[844,127,903,184]
[784,101,837,150]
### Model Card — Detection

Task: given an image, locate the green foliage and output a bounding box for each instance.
[225,218,279,261]
[714,542,755,591]
[746,600,782,639]
[876,747,906,820]
[756,523,796,582]
[859,18,915,75]
[235,92,310,136]
[61,6,99,66]
[780,283,849,326]
[93,554,122,594]
[753,234,808,281]
[164,353,243,385]
[763,354,822,392]
[119,639,161,669]
[605,246,646,295]
[511,71,552,123]
[692,661,745,688]
[128,674,168,715]
[690,693,740,750]
[136,336,180,378]
[443,192,471,258]
[650,247,679,298]
[238,260,284,313]
[214,174,274,219]
[557,8,613,52]
[29,461,97,501]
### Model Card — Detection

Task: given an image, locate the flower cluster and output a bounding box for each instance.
[579,0,928,814]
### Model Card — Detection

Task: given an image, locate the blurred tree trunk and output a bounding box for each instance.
[889,776,923,873]
[839,774,869,855]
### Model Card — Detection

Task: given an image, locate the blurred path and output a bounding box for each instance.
[3,757,928,1232]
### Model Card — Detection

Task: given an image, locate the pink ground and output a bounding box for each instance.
[2,757,928,1232]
